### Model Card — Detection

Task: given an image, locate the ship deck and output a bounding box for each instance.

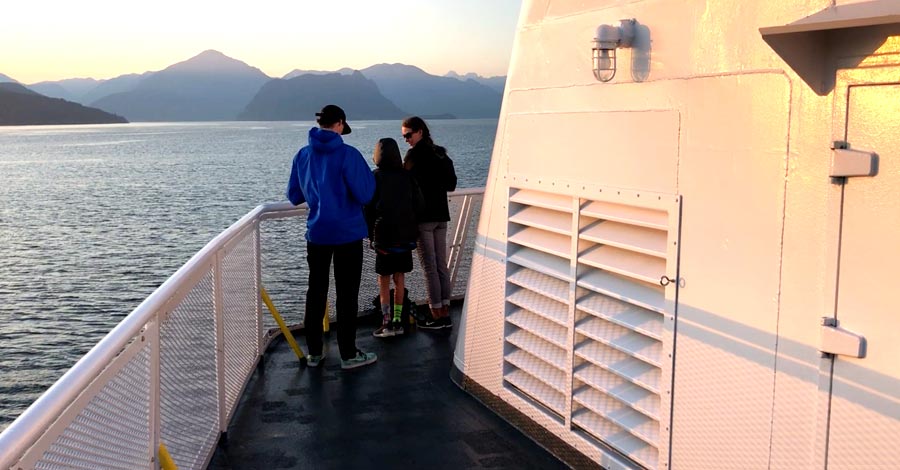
[207,304,568,469]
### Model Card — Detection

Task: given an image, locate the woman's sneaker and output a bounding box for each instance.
[417,317,444,330]
[341,350,377,370]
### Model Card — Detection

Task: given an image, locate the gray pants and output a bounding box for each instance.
[416,221,451,309]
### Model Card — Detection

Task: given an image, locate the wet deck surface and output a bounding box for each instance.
[208,305,568,469]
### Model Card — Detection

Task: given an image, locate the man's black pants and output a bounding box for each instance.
[304,239,363,360]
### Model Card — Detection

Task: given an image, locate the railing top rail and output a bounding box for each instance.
[447,187,485,196]
[0,188,484,467]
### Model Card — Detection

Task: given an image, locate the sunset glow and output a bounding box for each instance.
[2,0,521,83]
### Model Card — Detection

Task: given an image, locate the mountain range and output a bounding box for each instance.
[0,83,126,125]
[0,50,506,125]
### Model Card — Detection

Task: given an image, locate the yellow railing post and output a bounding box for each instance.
[159,443,177,470]
[260,287,305,361]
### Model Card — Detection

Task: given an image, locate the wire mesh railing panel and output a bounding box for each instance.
[29,342,152,470]
[452,194,483,299]
[260,216,308,329]
[159,269,219,470]
[220,230,260,418]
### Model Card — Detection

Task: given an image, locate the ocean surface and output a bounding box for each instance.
[0,119,497,430]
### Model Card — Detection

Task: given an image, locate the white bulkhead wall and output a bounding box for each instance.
[459,0,900,468]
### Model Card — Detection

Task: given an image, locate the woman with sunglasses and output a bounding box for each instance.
[401,116,457,329]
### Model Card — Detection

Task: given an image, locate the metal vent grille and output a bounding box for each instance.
[503,186,678,470]
[572,198,670,470]
[503,188,573,422]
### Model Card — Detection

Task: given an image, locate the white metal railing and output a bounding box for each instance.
[0,189,483,470]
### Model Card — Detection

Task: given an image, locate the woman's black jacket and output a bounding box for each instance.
[404,143,457,223]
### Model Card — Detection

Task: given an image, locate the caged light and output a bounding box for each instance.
[592,19,636,82]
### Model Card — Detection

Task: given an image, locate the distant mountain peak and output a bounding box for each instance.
[374,63,425,71]
[0,72,18,83]
[165,50,269,76]
[445,70,479,80]
[93,50,272,121]
[283,67,356,80]
[362,63,429,78]
[198,49,226,57]
[443,70,506,94]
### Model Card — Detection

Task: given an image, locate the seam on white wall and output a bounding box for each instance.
[766,70,794,470]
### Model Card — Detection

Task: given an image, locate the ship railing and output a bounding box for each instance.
[0,188,484,470]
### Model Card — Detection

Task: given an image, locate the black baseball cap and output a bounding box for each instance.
[315,104,351,135]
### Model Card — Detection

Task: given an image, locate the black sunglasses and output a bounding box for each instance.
[402,131,414,139]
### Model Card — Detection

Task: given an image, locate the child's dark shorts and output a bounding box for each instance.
[375,249,413,275]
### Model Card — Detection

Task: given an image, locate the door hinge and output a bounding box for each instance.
[819,317,866,358]
[830,141,876,178]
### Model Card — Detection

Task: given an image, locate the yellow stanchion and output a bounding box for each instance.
[159,443,178,470]
[260,287,305,361]
[323,302,330,333]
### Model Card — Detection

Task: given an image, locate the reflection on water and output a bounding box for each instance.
[0,119,496,429]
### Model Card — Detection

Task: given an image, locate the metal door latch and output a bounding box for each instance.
[819,317,866,358]
[830,141,876,178]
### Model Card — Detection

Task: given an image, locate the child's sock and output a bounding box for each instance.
[381,304,392,324]
[393,303,403,322]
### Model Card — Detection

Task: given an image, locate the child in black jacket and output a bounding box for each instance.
[365,138,425,337]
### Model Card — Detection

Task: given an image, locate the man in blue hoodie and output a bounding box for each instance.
[286,104,377,370]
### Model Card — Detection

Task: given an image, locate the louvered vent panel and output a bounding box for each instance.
[572,409,660,469]
[509,188,573,213]
[504,188,572,423]
[572,197,671,470]
[504,186,677,470]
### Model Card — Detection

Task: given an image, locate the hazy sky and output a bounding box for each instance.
[3,0,522,84]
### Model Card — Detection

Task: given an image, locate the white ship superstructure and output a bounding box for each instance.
[454,0,900,468]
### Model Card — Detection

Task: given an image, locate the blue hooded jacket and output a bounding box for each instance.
[286,127,375,244]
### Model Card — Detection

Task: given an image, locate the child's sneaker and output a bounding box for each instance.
[341,350,377,370]
[306,353,325,368]
[391,319,404,336]
[373,323,395,338]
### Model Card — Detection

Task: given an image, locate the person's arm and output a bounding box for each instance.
[437,146,457,192]
[444,157,457,192]
[285,151,306,205]
[344,147,375,205]
[365,172,379,240]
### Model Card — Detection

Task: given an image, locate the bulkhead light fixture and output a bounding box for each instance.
[592,19,636,82]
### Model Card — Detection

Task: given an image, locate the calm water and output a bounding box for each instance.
[0,119,496,429]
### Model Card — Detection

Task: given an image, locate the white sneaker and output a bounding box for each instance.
[306,353,325,367]
[373,323,395,338]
